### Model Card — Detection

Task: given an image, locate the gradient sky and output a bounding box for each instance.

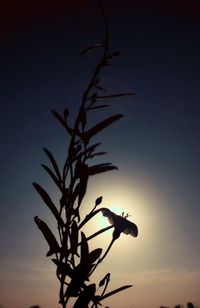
[0,1,200,307]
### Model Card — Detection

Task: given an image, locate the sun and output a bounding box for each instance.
[81,179,144,246]
[81,173,162,252]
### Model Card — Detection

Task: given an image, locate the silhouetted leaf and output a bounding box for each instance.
[75,164,89,207]
[77,143,101,160]
[80,43,105,56]
[78,182,88,209]
[89,151,107,159]
[33,183,64,226]
[52,110,73,135]
[100,59,111,67]
[99,273,110,287]
[73,284,96,308]
[82,114,123,141]
[66,248,101,294]
[69,183,79,207]
[70,221,79,255]
[101,285,132,300]
[68,144,82,162]
[63,107,69,119]
[87,104,110,110]
[106,51,121,58]
[88,163,118,175]
[52,110,66,127]
[78,108,87,126]
[43,147,61,181]
[88,248,102,264]
[59,229,68,260]
[34,216,60,256]
[65,261,94,298]
[59,188,69,209]
[88,92,135,100]
[74,160,87,178]
[41,164,63,192]
[93,77,107,92]
[64,277,80,298]
[52,259,73,278]
[94,85,107,92]
[80,232,89,264]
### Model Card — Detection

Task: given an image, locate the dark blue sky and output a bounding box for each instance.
[0,1,200,307]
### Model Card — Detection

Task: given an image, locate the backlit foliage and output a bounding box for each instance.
[33,1,137,307]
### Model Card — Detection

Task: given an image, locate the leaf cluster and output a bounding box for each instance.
[33,1,135,307]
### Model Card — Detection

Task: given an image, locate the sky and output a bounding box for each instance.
[0,0,200,307]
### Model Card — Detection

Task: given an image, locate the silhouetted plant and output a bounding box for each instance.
[33,1,137,307]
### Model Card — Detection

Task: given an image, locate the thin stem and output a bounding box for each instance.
[100,274,110,298]
[100,238,115,261]
[86,92,135,100]
[86,225,114,242]
[97,0,109,51]
[74,225,113,251]
[89,238,115,278]
[78,208,104,229]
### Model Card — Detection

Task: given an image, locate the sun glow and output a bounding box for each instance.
[81,175,159,251]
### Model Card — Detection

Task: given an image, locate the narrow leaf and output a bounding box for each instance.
[34,216,60,256]
[52,110,73,135]
[99,273,110,288]
[88,248,102,264]
[70,221,79,255]
[65,257,94,297]
[87,104,110,110]
[77,143,101,159]
[72,177,88,210]
[52,110,66,127]
[80,232,89,264]
[94,85,107,92]
[74,164,89,207]
[43,147,61,180]
[80,43,105,56]
[73,284,96,308]
[63,107,69,119]
[41,164,63,192]
[89,151,107,159]
[33,183,64,226]
[88,163,118,175]
[100,59,111,67]
[79,174,88,206]
[74,161,87,179]
[82,114,124,141]
[52,259,73,278]
[106,51,121,58]
[88,92,135,100]
[71,183,81,205]
[64,274,80,297]
[101,285,132,300]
